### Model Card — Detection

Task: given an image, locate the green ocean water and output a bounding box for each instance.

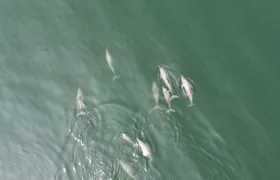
[0,0,279,179]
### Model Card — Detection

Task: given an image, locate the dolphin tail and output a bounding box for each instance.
[188,103,195,107]
[76,111,86,117]
[170,95,179,101]
[149,105,163,114]
[166,108,175,113]
[112,75,120,81]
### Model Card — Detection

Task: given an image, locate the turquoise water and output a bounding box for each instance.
[0,0,279,179]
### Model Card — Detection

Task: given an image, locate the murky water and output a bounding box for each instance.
[0,0,279,179]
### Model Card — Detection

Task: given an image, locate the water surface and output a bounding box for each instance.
[0,0,279,179]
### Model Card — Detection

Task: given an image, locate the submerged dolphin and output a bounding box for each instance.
[180,75,195,107]
[149,81,163,113]
[136,138,152,160]
[158,65,179,100]
[105,49,120,80]
[119,160,135,179]
[162,86,175,113]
